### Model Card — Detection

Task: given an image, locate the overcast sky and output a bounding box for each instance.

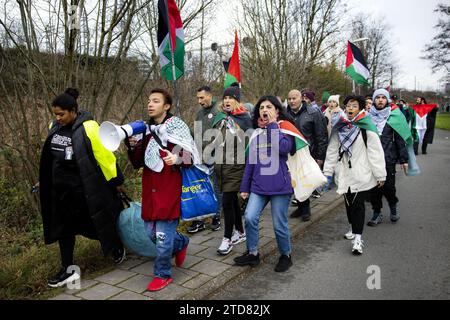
[208,0,447,92]
[346,0,446,91]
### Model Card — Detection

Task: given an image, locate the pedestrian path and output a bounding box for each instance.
[49,191,343,300]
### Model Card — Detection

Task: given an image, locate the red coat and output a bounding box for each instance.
[128,134,190,221]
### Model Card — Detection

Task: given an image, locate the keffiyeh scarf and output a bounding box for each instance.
[369,106,391,135]
[144,116,202,172]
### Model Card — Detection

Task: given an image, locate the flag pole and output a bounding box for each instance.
[165,0,181,117]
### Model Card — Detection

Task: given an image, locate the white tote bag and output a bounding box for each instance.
[287,147,327,202]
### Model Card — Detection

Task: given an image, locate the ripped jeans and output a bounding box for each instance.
[144,220,189,279]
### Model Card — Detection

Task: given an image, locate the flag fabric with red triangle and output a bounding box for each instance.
[157,0,185,80]
[345,41,370,86]
[411,104,438,118]
[224,31,241,88]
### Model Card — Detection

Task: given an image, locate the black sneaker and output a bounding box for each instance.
[234,251,260,267]
[112,246,126,264]
[210,217,221,231]
[48,267,80,288]
[187,220,206,233]
[311,190,322,198]
[274,255,293,272]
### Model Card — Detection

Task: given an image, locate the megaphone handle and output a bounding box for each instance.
[120,127,132,150]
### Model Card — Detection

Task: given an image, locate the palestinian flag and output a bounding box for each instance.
[279,120,309,151]
[346,41,370,86]
[387,106,413,145]
[352,111,379,135]
[411,104,438,118]
[224,31,241,88]
[157,0,184,81]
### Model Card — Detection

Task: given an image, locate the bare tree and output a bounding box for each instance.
[423,3,450,73]
[350,14,396,89]
[238,0,343,99]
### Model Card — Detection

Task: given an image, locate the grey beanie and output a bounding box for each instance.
[372,89,391,103]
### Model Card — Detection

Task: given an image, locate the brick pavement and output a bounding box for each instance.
[49,191,343,300]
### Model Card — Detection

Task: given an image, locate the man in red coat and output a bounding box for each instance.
[128,88,191,291]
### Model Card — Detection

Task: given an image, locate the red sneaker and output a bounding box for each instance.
[175,244,188,267]
[146,277,173,291]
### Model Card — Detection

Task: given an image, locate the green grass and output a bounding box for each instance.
[436,113,450,131]
[0,229,115,300]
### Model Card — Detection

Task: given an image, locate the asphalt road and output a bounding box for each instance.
[211,129,450,300]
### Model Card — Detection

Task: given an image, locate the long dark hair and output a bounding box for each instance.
[252,95,294,128]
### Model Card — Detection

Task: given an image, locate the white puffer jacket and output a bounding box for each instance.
[323,130,387,195]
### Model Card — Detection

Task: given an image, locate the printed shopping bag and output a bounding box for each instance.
[181,166,218,221]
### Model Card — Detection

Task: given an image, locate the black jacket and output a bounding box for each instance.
[39,111,123,255]
[287,104,328,161]
[380,123,409,168]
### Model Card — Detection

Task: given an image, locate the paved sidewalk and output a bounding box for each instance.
[49,191,343,300]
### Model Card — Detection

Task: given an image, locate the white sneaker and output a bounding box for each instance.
[344,230,355,240]
[217,238,233,255]
[351,238,364,255]
[231,230,246,245]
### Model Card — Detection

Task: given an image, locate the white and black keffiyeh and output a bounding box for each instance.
[144,116,203,172]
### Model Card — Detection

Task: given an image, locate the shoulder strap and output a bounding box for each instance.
[361,128,367,148]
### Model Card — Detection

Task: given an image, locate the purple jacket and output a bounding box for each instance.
[240,122,295,196]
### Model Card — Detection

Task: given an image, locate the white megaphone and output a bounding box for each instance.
[99,120,147,151]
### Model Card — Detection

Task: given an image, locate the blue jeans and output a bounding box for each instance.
[210,167,222,219]
[244,193,292,256]
[144,220,189,279]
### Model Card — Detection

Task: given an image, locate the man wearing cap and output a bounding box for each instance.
[367,89,409,226]
[187,86,222,234]
[287,89,328,221]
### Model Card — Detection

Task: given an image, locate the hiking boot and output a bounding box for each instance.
[48,267,80,288]
[210,217,221,231]
[234,251,260,267]
[367,212,383,227]
[146,277,173,291]
[231,230,246,245]
[187,220,206,233]
[351,238,364,255]
[390,204,400,223]
[217,238,233,255]
[112,246,126,264]
[274,255,293,272]
[344,229,355,240]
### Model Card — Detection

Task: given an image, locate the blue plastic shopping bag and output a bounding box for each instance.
[117,202,156,257]
[181,166,218,221]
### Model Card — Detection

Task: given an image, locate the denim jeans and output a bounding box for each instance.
[210,167,222,219]
[244,193,292,256]
[144,220,189,279]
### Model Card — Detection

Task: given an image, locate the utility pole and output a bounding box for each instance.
[390,67,393,91]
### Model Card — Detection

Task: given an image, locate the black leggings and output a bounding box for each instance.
[344,190,368,235]
[59,236,76,269]
[222,192,244,240]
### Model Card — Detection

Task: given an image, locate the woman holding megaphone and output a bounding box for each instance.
[39,88,126,288]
